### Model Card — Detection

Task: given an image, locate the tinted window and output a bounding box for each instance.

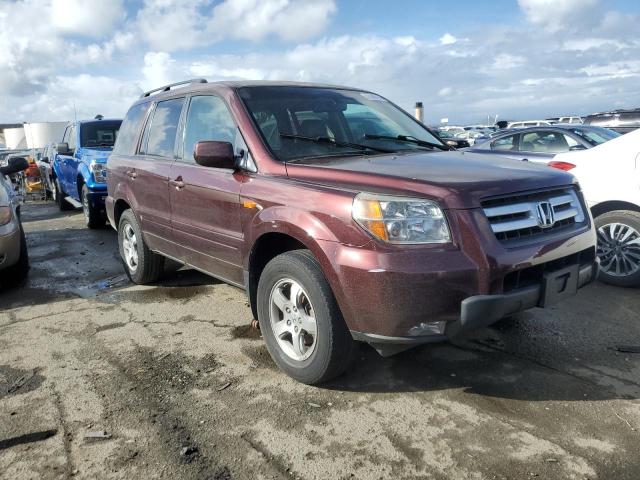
[143,98,184,158]
[113,103,151,155]
[571,127,620,146]
[491,135,518,151]
[81,121,121,147]
[521,131,569,153]
[181,96,238,163]
[239,86,444,162]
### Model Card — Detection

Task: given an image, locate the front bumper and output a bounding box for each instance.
[319,208,597,355]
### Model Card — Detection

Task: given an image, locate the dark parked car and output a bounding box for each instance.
[469,125,620,163]
[583,109,640,134]
[107,80,597,384]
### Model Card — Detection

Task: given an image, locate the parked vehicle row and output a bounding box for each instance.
[106,79,597,384]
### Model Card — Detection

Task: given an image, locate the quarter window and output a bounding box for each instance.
[181,96,238,163]
[142,98,185,158]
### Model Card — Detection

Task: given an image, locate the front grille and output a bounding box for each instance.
[482,187,586,244]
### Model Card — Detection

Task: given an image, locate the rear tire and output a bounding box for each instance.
[257,249,354,384]
[2,225,29,288]
[595,210,640,287]
[118,209,164,284]
[82,184,106,229]
[54,178,72,211]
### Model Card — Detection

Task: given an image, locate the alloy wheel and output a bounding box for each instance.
[597,222,640,277]
[269,278,318,361]
[122,223,139,273]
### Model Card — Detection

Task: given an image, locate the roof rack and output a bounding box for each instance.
[140,78,207,99]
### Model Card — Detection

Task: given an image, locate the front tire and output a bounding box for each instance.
[81,184,105,229]
[118,209,164,284]
[257,250,354,384]
[595,210,640,287]
[54,178,72,211]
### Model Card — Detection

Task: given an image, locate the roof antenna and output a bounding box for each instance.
[73,100,77,122]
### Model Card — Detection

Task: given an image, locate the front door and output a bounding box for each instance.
[169,95,246,285]
[134,97,185,257]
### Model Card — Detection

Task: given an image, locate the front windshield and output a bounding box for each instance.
[81,121,122,147]
[572,126,621,146]
[238,86,444,162]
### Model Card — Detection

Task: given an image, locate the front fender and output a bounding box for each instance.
[77,162,106,191]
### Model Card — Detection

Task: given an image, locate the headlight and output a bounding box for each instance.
[91,162,107,183]
[352,193,450,244]
[0,206,12,226]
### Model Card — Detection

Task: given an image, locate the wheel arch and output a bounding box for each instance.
[591,200,640,219]
[113,198,132,227]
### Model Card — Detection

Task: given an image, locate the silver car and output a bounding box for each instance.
[0,157,29,286]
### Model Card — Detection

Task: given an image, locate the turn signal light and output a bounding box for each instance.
[548,161,576,171]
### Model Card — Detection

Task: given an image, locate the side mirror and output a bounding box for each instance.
[56,142,71,155]
[0,157,29,176]
[194,141,236,169]
[41,156,50,164]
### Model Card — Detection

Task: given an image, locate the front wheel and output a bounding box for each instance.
[257,249,354,384]
[595,210,640,287]
[118,209,164,284]
[81,184,105,229]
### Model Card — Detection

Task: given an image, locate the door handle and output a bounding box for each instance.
[170,178,185,189]
[126,170,138,179]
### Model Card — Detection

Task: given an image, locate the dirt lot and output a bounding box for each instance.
[1,202,639,480]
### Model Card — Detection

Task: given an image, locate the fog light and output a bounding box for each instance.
[408,321,446,336]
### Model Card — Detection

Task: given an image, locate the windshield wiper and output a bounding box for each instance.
[364,134,450,151]
[280,134,393,154]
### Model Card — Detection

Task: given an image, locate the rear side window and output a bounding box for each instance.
[142,98,184,158]
[113,103,150,155]
[491,134,518,151]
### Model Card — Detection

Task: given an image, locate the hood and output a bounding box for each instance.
[285,150,577,209]
[81,147,113,163]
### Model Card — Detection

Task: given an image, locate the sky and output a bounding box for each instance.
[1,0,639,125]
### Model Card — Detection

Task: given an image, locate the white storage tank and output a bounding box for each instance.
[4,127,27,149]
[24,122,68,149]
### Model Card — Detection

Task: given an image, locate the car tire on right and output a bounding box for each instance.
[595,210,640,287]
[257,249,354,385]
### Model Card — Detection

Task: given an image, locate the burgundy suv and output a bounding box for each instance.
[107,79,597,384]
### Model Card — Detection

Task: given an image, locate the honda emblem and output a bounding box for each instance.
[536,201,555,228]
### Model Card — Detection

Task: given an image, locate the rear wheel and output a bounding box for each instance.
[257,249,354,384]
[54,178,72,211]
[81,184,105,229]
[118,209,164,284]
[595,210,640,287]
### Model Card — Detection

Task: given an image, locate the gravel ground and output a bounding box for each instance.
[1,202,639,480]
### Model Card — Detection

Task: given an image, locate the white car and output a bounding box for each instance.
[507,120,553,128]
[549,129,640,286]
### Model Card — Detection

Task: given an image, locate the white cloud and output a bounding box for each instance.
[517,0,599,32]
[136,0,336,51]
[439,33,458,45]
[51,0,125,38]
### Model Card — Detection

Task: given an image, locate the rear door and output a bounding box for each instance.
[169,94,246,285]
[134,97,185,257]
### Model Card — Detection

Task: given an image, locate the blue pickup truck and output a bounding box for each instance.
[52,118,122,228]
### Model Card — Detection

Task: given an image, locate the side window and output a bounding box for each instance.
[491,134,518,151]
[68,125,77,150]
[521,131,569,153]
[142,98,185,158]
[62,126,70,144]
[181,95,238,163]
[114,103,150,155]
